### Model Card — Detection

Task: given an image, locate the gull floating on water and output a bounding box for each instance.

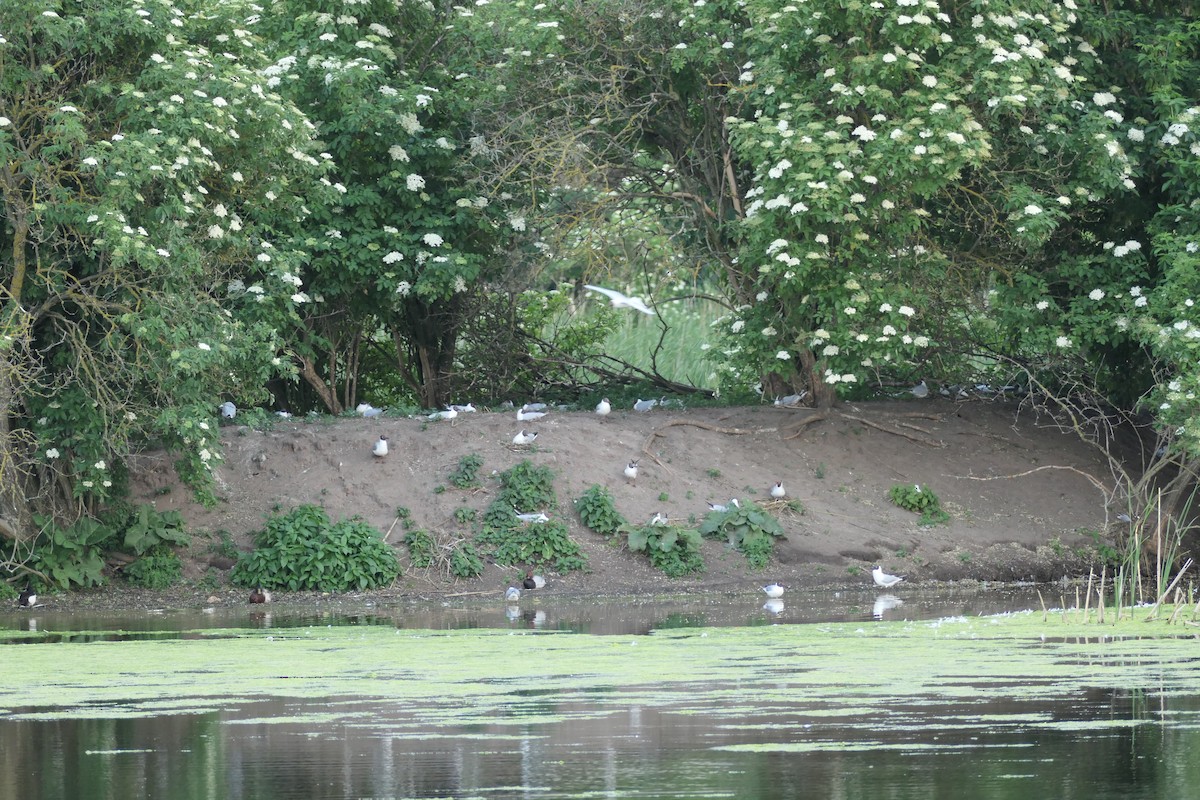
[872,594,903,620]
[595,398,611,417]
[872,565,905,589]
[512,430,538,446]
[219,401,237,419]
[761,583,785,599]
[770,481,786,499]
[633,398,658,412]
[372,435,389,458]
[505,587,521,601]
[517,408,547,422]
[624,460,639,480]
[583,284,655,315]
[515,509,550,524]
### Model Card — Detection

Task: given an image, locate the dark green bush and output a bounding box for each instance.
[125,547,183,589]
[450,542,485,578]
[698,501,785,570]
[405,529,436,568]
[625,524,704,578]
[888,483,950,526]
[475,460,586,572]
[575,485,626,536]
[230,505,400,591]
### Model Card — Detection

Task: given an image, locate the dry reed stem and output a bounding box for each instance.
[1144,557,1194,621]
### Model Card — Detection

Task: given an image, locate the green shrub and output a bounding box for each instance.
[125,547,183,589]
[888,483,950,526]
[120,506,189,554]
[474,460,587,572]
[697,501,785,569]
[404,529,436,568]
[625,523,705,578]
[575,484,626,536]
[450,542,485,578]
[230,505,400,591]
[31,515,109,589]
[449,454,485,488]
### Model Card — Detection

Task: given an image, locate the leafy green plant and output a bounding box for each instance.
[574,485,626,537]
[888,484,950,526]
[230,505,400,591]
[120,506,189,555]
[30,516,110,590]
[449,454,485,489]
[624,523,704,578]
[479,519,586,571]
[395,507,414,530]
[698,501,785,569]
[0,583,18,601]
[405,529,436,568]
[496,460,557,512]
[706,468,722,478]
[125,547,183,589]
[450,542,485,578]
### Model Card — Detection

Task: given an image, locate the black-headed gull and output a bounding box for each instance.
[633,398,657,412]
[761,583,785,598]
[517,408,547,422]
[505,586,521,601]
[583,284,654,315]
[770,481,786,499]
[650,512,668,526]
[521,402,548,412]
[427,407,458,421]
[357,403,384,418]
[449,403,476,413]
[910,380,929,399]
[512,430,538,446]
[773,393,806,407]
[872,565,905,588]
[372,435,389,458]
[515,509,549,523]
[624,460,639,480]
[219,401,237,419]
[707,499,740,513]
[595,398,611,417]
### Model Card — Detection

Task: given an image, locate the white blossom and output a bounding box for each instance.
[1089,288,1105,301]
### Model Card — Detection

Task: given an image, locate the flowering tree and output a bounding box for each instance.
[0,0,327,542]
[255,0,519,410]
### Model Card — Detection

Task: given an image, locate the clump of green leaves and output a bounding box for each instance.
[698,501,785,570]
[124,547,183,589]
[888,484,950,526]
[120,506,189,555]
[450,542,485,578]
[475,460,586,571]
[30,516,110,590]
[404,529,436,568]
[231,505,400,591]
[449,454,485,489]
[624,523,705,578]
[574,485,626,537]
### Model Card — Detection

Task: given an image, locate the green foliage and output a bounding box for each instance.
[230,505,400,592]
[404,529,436,569]
[0,583,17,601]
[625,524,705,578]
[478,519,586,572]
[450,542,485,579]
[698,502,785,570]
[574,485,626,537]
[474,461,585,571]
[30,517,109,590]
[888,484,950,527]
[449,454,485,489]
[454,507,477,525]
[120,506,189,556]
[124,548,183,590]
